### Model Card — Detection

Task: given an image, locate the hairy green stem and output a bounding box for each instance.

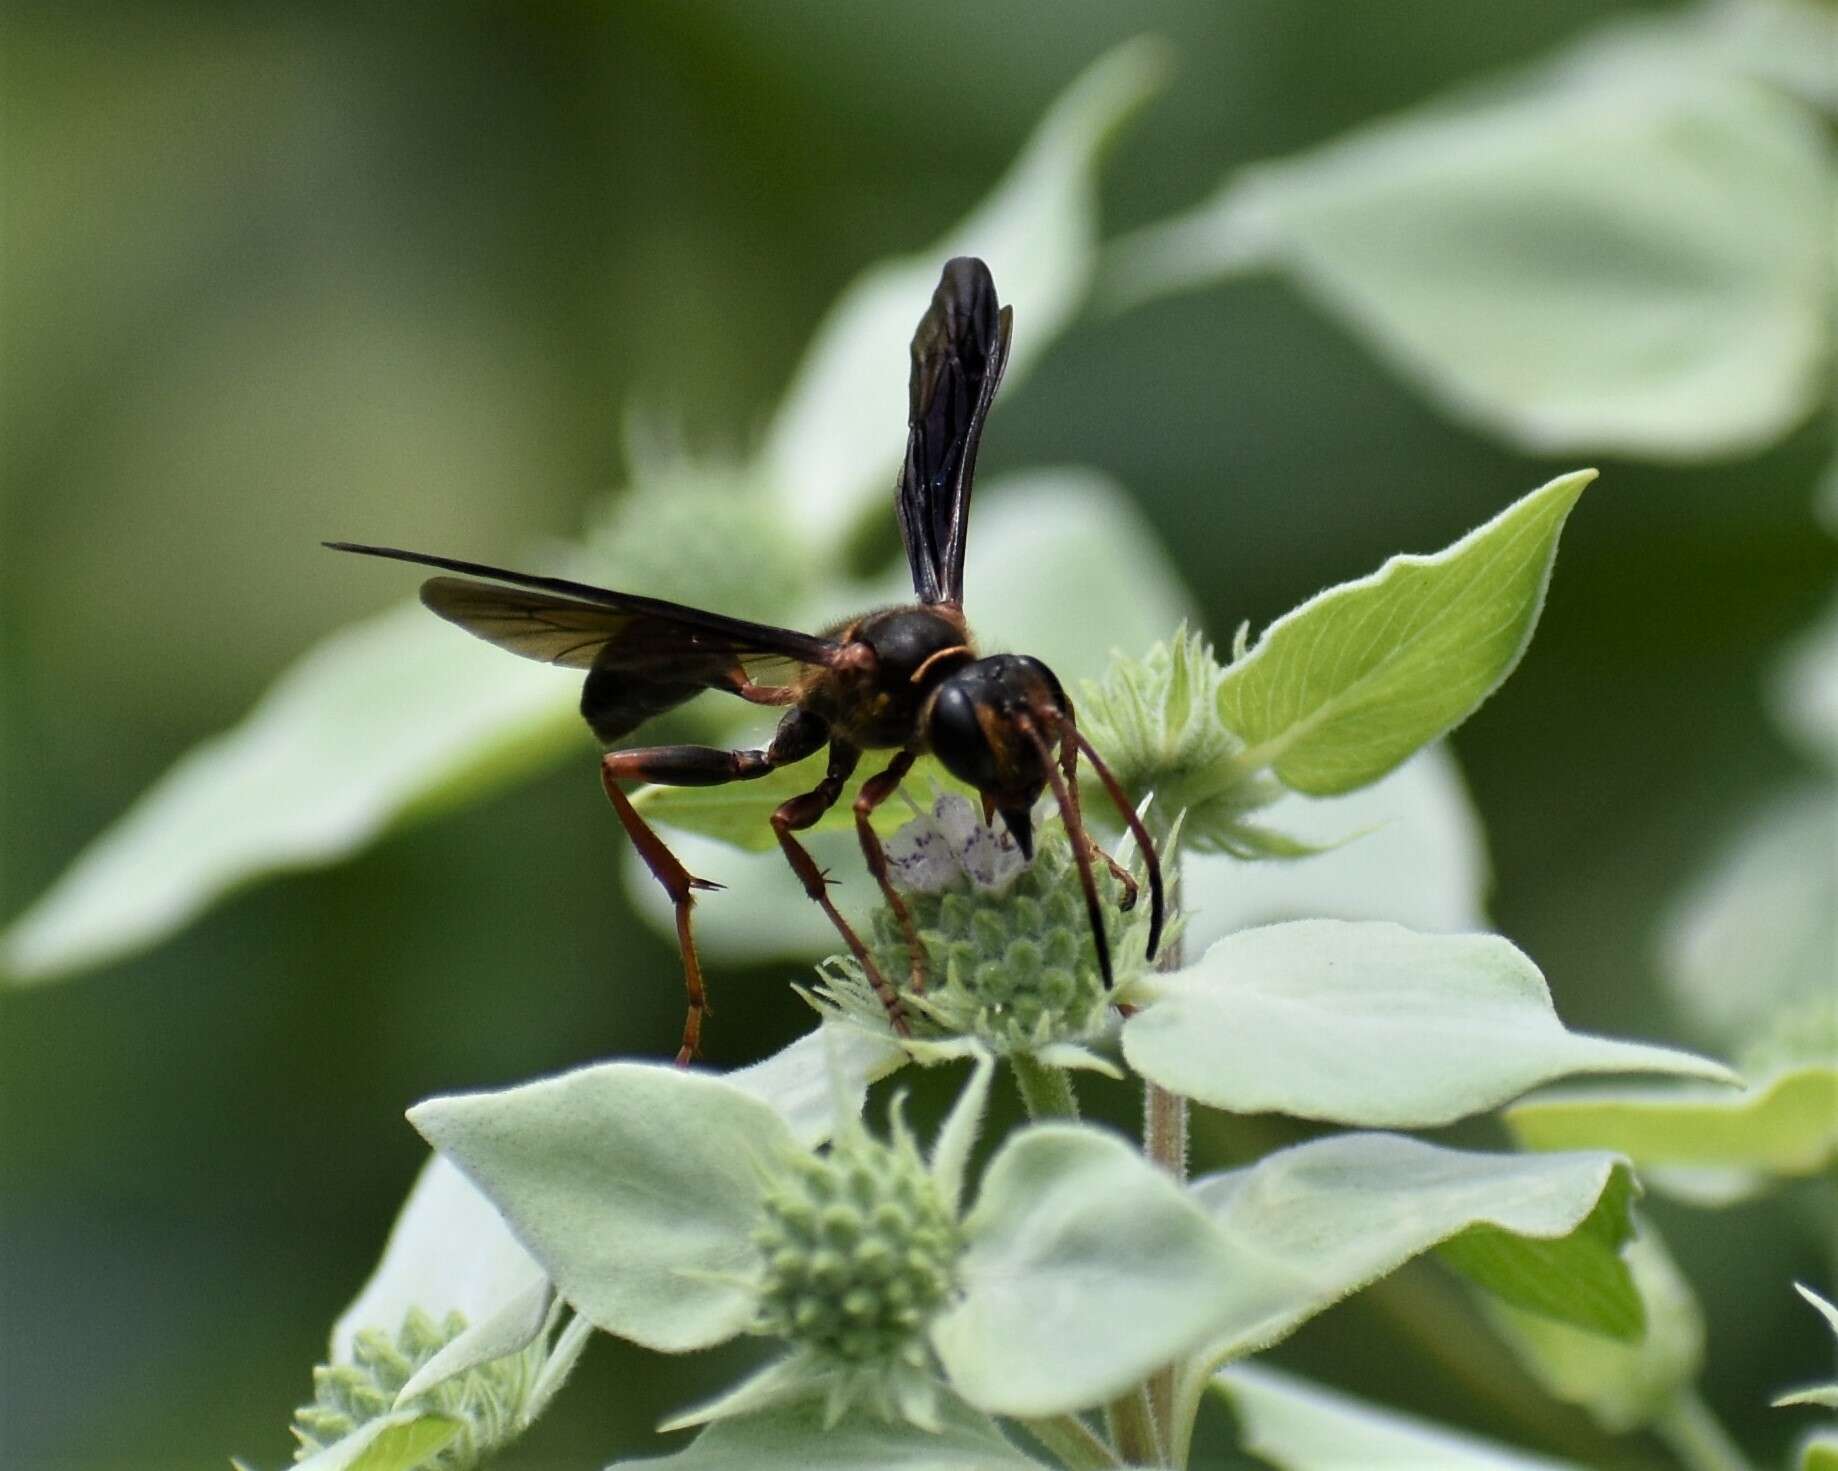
[1654,1390,1756,1471]
[1011,1051,1080,1120]
[1104,1382,1163,1468]
[1144,848,1187,1453]
[1019,1414,1122,1469]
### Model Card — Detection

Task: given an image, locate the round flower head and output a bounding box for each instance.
[817,793,1151,1056]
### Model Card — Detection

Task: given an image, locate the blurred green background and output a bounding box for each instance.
[3,3,1832,1468]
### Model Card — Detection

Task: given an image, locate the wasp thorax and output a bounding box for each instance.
[751,1123,960,1366]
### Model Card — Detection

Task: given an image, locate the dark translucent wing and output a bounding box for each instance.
[325,542,845,667]
[895,257,1015,605]
[327,543,844,743]
[418,578,630,669]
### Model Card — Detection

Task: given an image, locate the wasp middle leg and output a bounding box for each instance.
[602,707,828,1064]
[771,742,912,1039]
[852,750,928,993]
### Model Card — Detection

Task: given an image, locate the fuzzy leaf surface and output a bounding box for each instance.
[331,1153,548,1365]
[2,603,579,983]
[613,1397,1048,1469]
[1182,744,1489,954]
[1116,51,1831,459]
[410,1064,796,1352]
[1213,1364,1584,1470]
[1218,471,1592,795]
[1477,1229,1703,1434]
[291,1415,462,1471]
[932,1122,1252,1416]
[1190,1133,1641,1357]
[1506,1067,1838,1180]
[1122,920,1734,1127]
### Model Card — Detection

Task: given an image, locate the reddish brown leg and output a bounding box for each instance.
[772,744,912,1038]
[853,750,926,993]
[1057,724,1138,910]
[602,708,828,1065]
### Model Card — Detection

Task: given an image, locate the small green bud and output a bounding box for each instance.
[286,1305,545,1468]
[1078,625,1292,854]
[752,1121,962,1366]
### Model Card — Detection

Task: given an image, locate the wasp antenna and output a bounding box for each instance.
[1072,727,1164,961]
[1022,719,1113,990]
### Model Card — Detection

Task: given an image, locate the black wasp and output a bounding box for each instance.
[330,258,1162,1062]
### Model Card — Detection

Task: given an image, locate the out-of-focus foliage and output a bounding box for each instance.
[5,2,1834,1468]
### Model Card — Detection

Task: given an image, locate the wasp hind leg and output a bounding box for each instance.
[602,708,828,1065]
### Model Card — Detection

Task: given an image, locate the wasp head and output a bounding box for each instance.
[923,653,1069,858]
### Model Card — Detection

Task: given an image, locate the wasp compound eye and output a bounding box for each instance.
[927,677,1004,793]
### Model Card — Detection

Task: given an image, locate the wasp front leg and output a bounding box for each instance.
[602,707,828,1065]
[1056,716,1139,910]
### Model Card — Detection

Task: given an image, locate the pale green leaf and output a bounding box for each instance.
[409,1064,798,1352]
[723,1021,907,1149]
[1798,1282,1838,1336]
[1169,1135,1640,1450]
[932,1122,1251,1417]
[1781,1388,1838,1410]
[636,752,975,852]
[929,1051,996,1215]
[1774,601,1838,766]
[1182,744,1490,956]
[1113,51,1832,459]
[1190,1135,1639,1356]
[621,826,863,963]
[1802,1432,1838,1471]
[2,603,579,983]
[395,1277,551,1406]
[332,1155,547,1366]
[658,1350,838,1434]
[1212,1363,1585,1470]
[763,38,1168,551]
[1477,1227,1703,1434]
[524,1309,593,1422]
[1219,471,1593,795]
[1505,1066,1838,1180]
[290,1414,462,1471]
[1660,788,1838,1052]
[1122,920,1735,1127]
[613,1397,1048,1469]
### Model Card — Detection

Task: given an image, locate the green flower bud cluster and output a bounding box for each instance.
[815,794,1151,1053]
[1077,624,1290,855]
[871,831,1131,1051]
[751,1121,961,1367]
[290,1306,538,1468]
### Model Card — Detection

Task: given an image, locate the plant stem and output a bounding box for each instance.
[1654,1390,1756,1471]
[1018,1414,1123,1469]
[1143,849,1187,1449]
[1105,1382,1163,1468]
[1011,1051,1080,1120]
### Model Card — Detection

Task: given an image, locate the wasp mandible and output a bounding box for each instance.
[330,258,1163,1062]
